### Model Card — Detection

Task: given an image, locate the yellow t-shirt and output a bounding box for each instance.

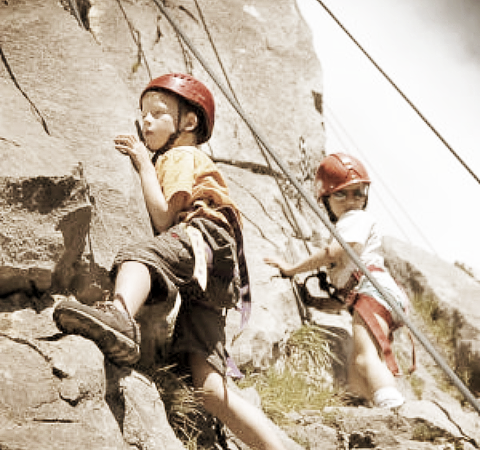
[155,146,241,229]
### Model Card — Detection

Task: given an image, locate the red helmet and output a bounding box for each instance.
[140,73,215,144]
[315,153,370,198]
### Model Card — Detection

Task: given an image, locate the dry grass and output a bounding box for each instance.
[238,323,345,426]
[150,365,218,449]
[409,292,475,400]
[411,292,456,353]
[148,324,349,445]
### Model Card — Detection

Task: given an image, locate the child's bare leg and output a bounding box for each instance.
[351,311,396,397]
[347,356,370,399]
[112,261,151,316]
[189,353,286,450]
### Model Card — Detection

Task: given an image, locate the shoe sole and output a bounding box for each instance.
[54,305,140,366]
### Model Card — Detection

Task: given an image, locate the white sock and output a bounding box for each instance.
[373,386,405,409]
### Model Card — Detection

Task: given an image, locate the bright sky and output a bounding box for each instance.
[296,0,480,273]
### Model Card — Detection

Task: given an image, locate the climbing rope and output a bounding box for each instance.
[151,0,480,414]
[67,0,84,28]
[114,0,152,80]
[193,0,311,321]
[314,0,480,186]
[193,0,312,258]
[0,46,50,135]
[324,104,438,255]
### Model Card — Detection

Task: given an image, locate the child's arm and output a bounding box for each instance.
[264,240,360,277]
[114,134,186,233]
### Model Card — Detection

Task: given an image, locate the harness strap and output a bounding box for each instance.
[345,265,416,376]
[352,293,401,376]
[179,203,251,330]
[343,265,384,306]
[215,206,251,379]
[217,206,252,331]
[182,209,250,380]
[184,224,209,291]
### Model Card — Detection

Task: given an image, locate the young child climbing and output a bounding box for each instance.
[264,153,408,409]
[53,73,286,450]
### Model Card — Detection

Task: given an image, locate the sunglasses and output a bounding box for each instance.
[330,187,368,201]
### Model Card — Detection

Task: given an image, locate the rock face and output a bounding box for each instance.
[383,237,480,397]
[0,1,479,449]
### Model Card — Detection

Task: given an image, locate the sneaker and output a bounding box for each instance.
[53,298,141,366]
[376,397,405,409]
[373,387,405,409]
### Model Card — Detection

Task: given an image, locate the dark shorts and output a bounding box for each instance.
[111,218,240,376]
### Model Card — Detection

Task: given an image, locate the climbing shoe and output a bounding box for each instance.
[53,296,141,366]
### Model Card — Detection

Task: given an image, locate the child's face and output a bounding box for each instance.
[141,91,180,151]
[328,183,368,219]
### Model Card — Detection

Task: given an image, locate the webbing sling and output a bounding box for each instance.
[345,266,416,376]
[351,294,416,376]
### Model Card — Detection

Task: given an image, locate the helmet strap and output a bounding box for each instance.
[322,191,369,224]
[322,198,338,223]
[363,185,370,209]
[151,100,185,165]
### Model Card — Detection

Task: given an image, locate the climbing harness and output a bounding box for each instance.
[299,265,416,377]
[181,217,248,379]
[217,206,251,331]
[298,270,343,306]
[350,293,416,376]
[342,267,416,377]
[151,0,480,414]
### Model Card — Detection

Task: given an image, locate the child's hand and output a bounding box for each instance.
[263,256,294,278]
[114,134,151,172]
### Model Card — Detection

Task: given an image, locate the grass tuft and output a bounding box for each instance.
[150,365,217,448]
[238,323,345,426]
[410,292,476,400]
